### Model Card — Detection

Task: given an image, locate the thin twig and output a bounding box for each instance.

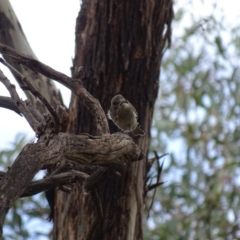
[146,182,164,192]
[0,68,39,131]
[147,152,166,218]
[0,58,60,132]
[0,43,109,134]
[0,96,22,116]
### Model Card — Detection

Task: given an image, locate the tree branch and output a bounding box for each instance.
[0,96,22,116]
[0,58,60,132]
[0,170,89,197]
[0,132,144,234]
[0,43,109,135]
[21,171,89,197]
[0,68,39,132]
[0,43,145,239]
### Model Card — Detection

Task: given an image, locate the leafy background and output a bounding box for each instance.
[145,1,240,239]
[1,0,240,239]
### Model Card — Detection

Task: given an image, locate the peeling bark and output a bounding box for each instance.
[0,0,173,239]
[0,131,143,235]
[54,0,173,239]
[0,46,144,238]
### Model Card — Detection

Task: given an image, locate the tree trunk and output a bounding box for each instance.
[54,0,173,239]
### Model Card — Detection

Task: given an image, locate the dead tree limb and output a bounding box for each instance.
[0,58,60,132]
[0,68,39,132]
[0,96,22,115]
[0,43,109,135]
[0,170,89,198]
[21,171,89,197]
[0,43,145,239]
[0,132,144,235]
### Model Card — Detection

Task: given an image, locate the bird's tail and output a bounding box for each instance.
[132,124,145,136]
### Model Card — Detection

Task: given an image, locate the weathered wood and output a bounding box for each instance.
[0,58,60,131]
[0,43,109,135]
[54,0,173,239]
[0,68,39,131]
[22,171,88,197]
[0,0,173,238]
[0,96,22,115]
[0,170,87,198]
[0,131,143,235]
[0,46,121,238]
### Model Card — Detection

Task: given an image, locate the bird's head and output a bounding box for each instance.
[111,94,125,107]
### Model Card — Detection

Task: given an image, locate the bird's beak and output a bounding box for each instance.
[119,100,128,106]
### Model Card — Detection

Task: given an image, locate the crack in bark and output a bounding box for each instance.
[0,43,144,238]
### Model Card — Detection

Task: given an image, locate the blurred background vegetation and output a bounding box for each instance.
[0,134,52,239]
[1,0,240,239]
[145,1,240,239]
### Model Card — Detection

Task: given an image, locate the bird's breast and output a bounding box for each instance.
[116,103,138,130]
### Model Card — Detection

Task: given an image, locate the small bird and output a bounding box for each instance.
[107,94,145,136]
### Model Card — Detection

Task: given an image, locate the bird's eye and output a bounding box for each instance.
[113,102,118,105]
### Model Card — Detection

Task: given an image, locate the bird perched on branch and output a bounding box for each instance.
[107,94,145,136]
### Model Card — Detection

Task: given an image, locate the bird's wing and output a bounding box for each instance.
[130,102,138,119]
[107,110,112,120]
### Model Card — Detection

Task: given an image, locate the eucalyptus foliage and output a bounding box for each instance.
[146,1,240,240]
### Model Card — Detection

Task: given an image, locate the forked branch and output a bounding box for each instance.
[0,43,109,134]
[0,43,144,239]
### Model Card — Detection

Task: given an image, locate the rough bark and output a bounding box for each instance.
[0,46,144,238]
[0,130,143,233]
[54,0,173,240]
